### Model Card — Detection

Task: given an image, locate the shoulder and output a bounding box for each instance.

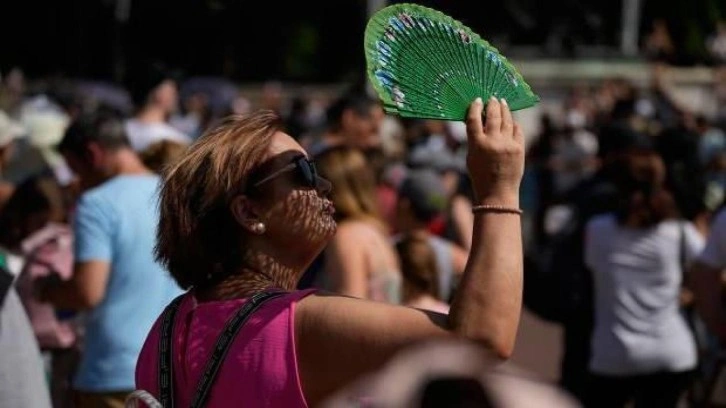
[76,184,113,215]
[335,220,379,240]
[101,174,160,193]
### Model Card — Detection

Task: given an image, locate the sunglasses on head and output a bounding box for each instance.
[250,155,319,191]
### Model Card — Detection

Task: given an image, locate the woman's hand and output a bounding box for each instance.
[465,97,525,205]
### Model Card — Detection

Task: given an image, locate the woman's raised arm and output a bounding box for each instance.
[296,97,524,404]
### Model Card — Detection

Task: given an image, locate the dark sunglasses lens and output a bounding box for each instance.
[298,159,317,188]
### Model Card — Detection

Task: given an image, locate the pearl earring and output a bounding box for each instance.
[253,222,266,234]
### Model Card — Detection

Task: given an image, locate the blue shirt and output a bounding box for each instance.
[73,175,182,391]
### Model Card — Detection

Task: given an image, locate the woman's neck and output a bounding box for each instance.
[196,251,303,301]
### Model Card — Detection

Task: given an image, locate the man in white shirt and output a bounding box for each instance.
[125,65,191,152]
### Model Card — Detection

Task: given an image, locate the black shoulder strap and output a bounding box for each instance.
[158,294,186,408]
[158,291,286,408]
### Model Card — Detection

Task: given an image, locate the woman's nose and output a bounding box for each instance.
[315,176,332,196]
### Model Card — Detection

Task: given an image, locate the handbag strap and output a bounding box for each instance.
[158,291,286,408]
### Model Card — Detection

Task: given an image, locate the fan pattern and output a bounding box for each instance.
[365,3,540,120]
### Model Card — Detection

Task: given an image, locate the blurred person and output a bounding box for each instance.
[445,174,476,250]
[707,21,726,64]
[584,149,703,407]
[315,146,402,303]
[133,98,525,406]
[656,122,704,220]
[260,80,286,114]
[408,141,466,199]
[364,146,402,230]
[643,19,675,63]
[650,65,687,130]
[703,151,726,210]
[696,115,726,167]
[691,208,726,351]
[717,67,726,130]
[0,67,26,117]
[526,124,653,403]
[378,115,406,160]
[0,175,77,407]
[307,94,384,156]
[138,140,187,174]
[396,232,450,314]
[40,113,182,407]
[406,135,468,238]
[170,92,211,139]
[0,110,25,205]
[0,274,52,408]
[528,114,558,247]
[285,95,311,140]
[396,170,468,302]
[125,64,190,153]
[550,111,599,196]
[230,94,252,116]
[16,104,72,188]
[321,340,578,408]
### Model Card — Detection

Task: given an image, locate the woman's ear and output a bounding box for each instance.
[230,195,264,234]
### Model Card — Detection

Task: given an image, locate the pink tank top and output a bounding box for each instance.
[135,289,315,407]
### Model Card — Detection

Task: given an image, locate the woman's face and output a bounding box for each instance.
[245,132,337,255]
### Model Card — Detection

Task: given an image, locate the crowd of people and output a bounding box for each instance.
[0,56,726,408]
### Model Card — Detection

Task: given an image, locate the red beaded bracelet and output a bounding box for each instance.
[471,204,523,215]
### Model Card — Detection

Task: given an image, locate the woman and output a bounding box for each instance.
[396,231,450,314]
[584,148,703,407]
[315,146,402,303]
[135,97,524,407]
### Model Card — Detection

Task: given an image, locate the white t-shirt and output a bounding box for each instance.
[585,214,704,375]
[124,119,191,152]
[698,209,726,269]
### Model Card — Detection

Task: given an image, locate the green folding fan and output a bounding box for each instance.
[365,3,540,121]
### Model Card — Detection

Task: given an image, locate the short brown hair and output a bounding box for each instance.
[156,110,281,289]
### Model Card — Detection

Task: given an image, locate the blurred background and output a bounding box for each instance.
[2,0,726,407]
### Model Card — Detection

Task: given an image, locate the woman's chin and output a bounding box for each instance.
[321,217,338,238]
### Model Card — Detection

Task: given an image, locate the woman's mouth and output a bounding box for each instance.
[322,200,335,215]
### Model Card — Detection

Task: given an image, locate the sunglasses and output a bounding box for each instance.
[250,155,319,191]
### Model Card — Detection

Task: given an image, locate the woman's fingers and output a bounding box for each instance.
[466,97,484,141]
[485,97,501,136]
[500,98,513,137]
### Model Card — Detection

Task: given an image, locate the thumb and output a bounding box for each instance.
[466,97,484,140]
